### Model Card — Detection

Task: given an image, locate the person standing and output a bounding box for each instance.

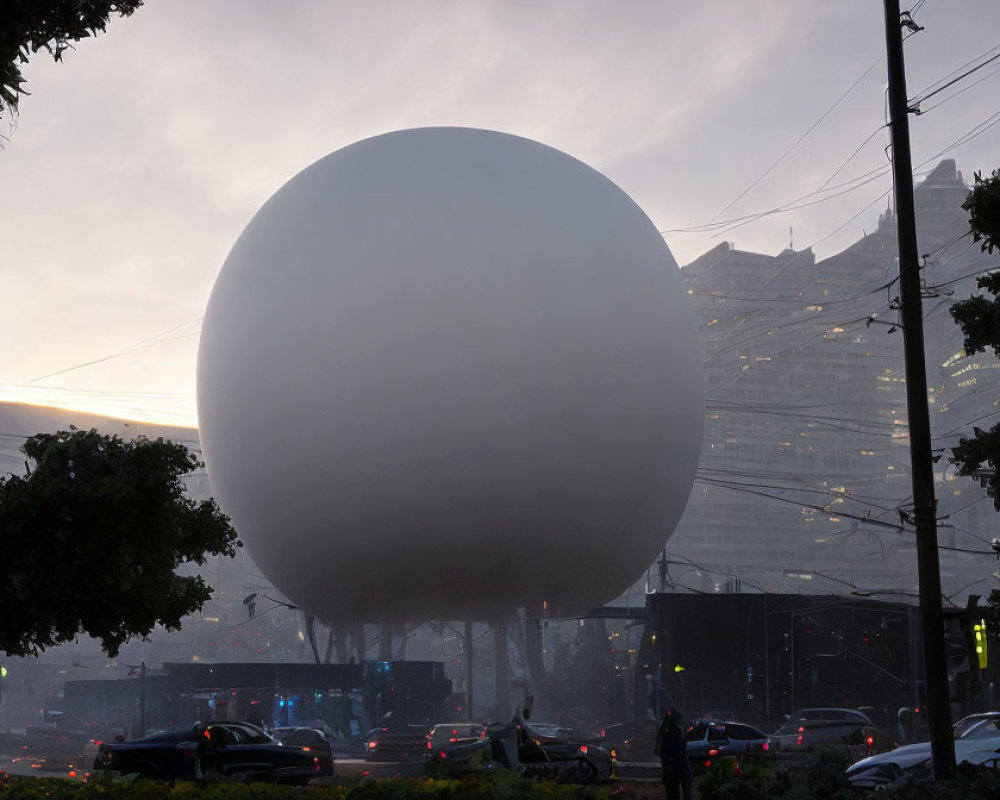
[655,707,692,800]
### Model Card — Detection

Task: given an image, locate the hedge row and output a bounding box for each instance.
[693,749,1000,800]
[0,774,611,800]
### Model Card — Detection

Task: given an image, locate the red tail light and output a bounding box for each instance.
[708,749,719,757]
[866,735,874,748]
[580,745,588,754]
[761,742,769,752]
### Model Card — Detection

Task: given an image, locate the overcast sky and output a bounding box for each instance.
[1,0,998,427]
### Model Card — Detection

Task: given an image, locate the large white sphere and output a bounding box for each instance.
[197,127,702,623]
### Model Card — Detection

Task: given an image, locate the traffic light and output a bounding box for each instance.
[974,619,988,670]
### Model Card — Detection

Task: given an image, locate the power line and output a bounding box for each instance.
[917,62,1000,116]
[711,56,884,222]
[664,162,893,236]
[26,318,203,385]
[909,44,1000,108]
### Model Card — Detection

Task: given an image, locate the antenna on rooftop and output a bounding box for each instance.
[789,226,794,250]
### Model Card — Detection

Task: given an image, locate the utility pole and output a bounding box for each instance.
[883,0,955,779]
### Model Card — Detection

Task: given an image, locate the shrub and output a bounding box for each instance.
[695,748,854,800]
[873,760,1000,800]
[781,749,854,800]
[0,774,610,800]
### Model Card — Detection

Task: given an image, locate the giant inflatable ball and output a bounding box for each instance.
[197,127,703,622]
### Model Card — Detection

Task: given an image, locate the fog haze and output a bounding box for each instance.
[1,1,997,423]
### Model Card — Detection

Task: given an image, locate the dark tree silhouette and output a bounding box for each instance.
[950,169,1000,508]
[2,1,143,120]
[0,429,239,656]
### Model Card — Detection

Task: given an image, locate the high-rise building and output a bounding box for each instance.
[659,160,999,601]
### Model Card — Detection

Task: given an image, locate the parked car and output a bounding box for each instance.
[270,726,334,758]
[419,715,612,783]
[272,724,364,758]
[685,719,772,774]
[425,723,486,759]
[595,721,657,761]
[772,707,885,760]
[92,720,333,784]
[11,727,91,773]
[846,711,1000,788]
[364,725,430,761]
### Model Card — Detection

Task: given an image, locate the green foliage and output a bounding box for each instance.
[0,429,239,657]
[695,749,853,800]
[782,749,853,800]
[606,784,661,800]
[949,276,1000,507]
[695,758,783,800]
[948,272,1000,359]
[423,747,495,779]
[873,760,1000,799]
[963,169,1000,255]
[949,168,1000,508]
[1,775,610,800]
[1,0,143,120]
[694,751,1000,800]
[950,422,1000,510]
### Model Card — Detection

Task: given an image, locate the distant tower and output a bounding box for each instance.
[789,226,794,250]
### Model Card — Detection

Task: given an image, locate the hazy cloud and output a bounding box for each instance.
[0,0,998,424]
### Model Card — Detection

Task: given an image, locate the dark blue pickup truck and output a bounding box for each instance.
[92,721,332,784]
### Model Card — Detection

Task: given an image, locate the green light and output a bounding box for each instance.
[0,666,6,678]
[674,664,685,673]
[975,620,988,669]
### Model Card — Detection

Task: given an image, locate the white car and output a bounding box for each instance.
[846,712,1000,787]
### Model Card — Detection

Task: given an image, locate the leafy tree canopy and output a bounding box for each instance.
[1,1,143,120]
[950,169,1000,507]
[963,169,1000,255]
[0,429,239,657]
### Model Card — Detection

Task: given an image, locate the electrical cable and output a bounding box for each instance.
[26,318,203,385]
[711,57,884,222]
[909,45,1000,107]
[916,62,1000,116]
[816,125,890,192]
[665,162,893,236]
[711,171,892,240]
[915,109,1000,169]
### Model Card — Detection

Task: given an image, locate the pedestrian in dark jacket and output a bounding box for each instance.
[655,708,692,800]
